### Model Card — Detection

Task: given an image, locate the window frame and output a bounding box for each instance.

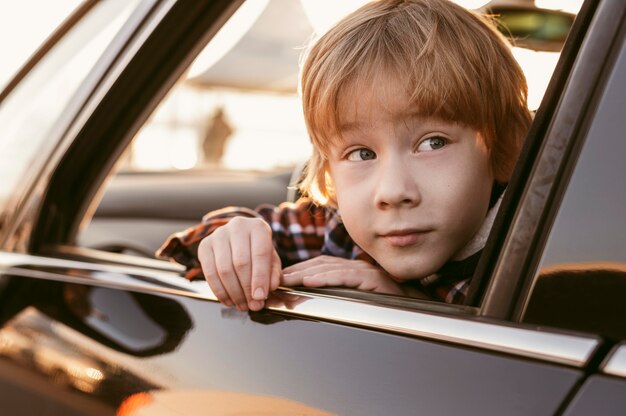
[472,0,626,321]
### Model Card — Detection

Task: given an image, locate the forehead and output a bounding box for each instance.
[337,77,415,130]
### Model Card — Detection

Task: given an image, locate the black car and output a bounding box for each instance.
[0,0,625,414]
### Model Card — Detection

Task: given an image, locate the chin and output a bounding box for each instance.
[380,262,439,282]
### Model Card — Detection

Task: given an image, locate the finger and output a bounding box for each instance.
[282,266,351,287]
[249,227,274,302]
[282,261,359,286]
[231,230,267,311]
[302,270,362,288]
[198,240,233,307]
[269,250,282,292]
[302,269,399,294]
[212,238,249,310]
[282,255,333,273]
[281,270,306,286]
[283,256,373,274]
[229,229,255,302]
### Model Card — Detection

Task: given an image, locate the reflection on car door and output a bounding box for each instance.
[0,253,595,415]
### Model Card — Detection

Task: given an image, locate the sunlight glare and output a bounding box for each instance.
[0,0,82,90]
[451,0,490,9]
[133,126,199,171]
[172,134,199,170]
[220,92,311,170]
[187,0,270,78]
[535,0,583,14]
[511,47,560,110]
[301,0,491,37]
[300,0,370,35]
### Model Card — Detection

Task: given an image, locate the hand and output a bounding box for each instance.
[197,217,282,311]
[281,256,407,296]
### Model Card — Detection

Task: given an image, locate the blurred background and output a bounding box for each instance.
[0,0,583,174]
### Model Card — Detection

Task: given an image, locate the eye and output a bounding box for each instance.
[346,148,377,161]
[416,136,447,152]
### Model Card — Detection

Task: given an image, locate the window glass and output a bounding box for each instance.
[0,0,146,224]
[524,32,626,338]
[537,40,626,269]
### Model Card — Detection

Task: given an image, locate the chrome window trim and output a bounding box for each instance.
[0,251,599,368]
[0,251,188,293]
[602,344,626,379]
[273,289,598,367]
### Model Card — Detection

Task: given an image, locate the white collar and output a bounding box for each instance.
[451,194,503,261]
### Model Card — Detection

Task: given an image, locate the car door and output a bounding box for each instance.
[0,0,621,415]
[0,251,597,415]
[518,3,626,412]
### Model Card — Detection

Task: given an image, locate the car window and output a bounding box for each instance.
[0,0,146,232]
[537,67,626,269]
[80,0,583,307]
[523,28,626,338]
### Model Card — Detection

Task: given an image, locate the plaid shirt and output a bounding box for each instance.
[157,198,475,304]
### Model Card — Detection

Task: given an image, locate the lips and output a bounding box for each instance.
[379,229,430,247]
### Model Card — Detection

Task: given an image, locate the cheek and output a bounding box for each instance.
[455,140,492,192]
[427,158,491,205]
[333,176,366,221]
[457,159,492,203]
[328,166,372,241]
[328,163,369,205]
[447,151,494,229]
[425,147,493,233]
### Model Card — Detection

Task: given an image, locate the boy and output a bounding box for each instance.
[157,0,532,311]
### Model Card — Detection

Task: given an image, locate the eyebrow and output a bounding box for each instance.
[338,109,430,133]
[338,120,360,133]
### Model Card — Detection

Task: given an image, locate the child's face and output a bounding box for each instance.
[326,85,494,281]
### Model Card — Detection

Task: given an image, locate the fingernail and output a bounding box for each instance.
[253,288,265,300]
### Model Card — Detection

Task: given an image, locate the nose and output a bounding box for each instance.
[373,155,421,209]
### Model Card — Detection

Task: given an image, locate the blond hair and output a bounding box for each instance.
[299,0,532,205]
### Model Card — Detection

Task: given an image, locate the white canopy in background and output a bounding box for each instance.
[186,0,314,94]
